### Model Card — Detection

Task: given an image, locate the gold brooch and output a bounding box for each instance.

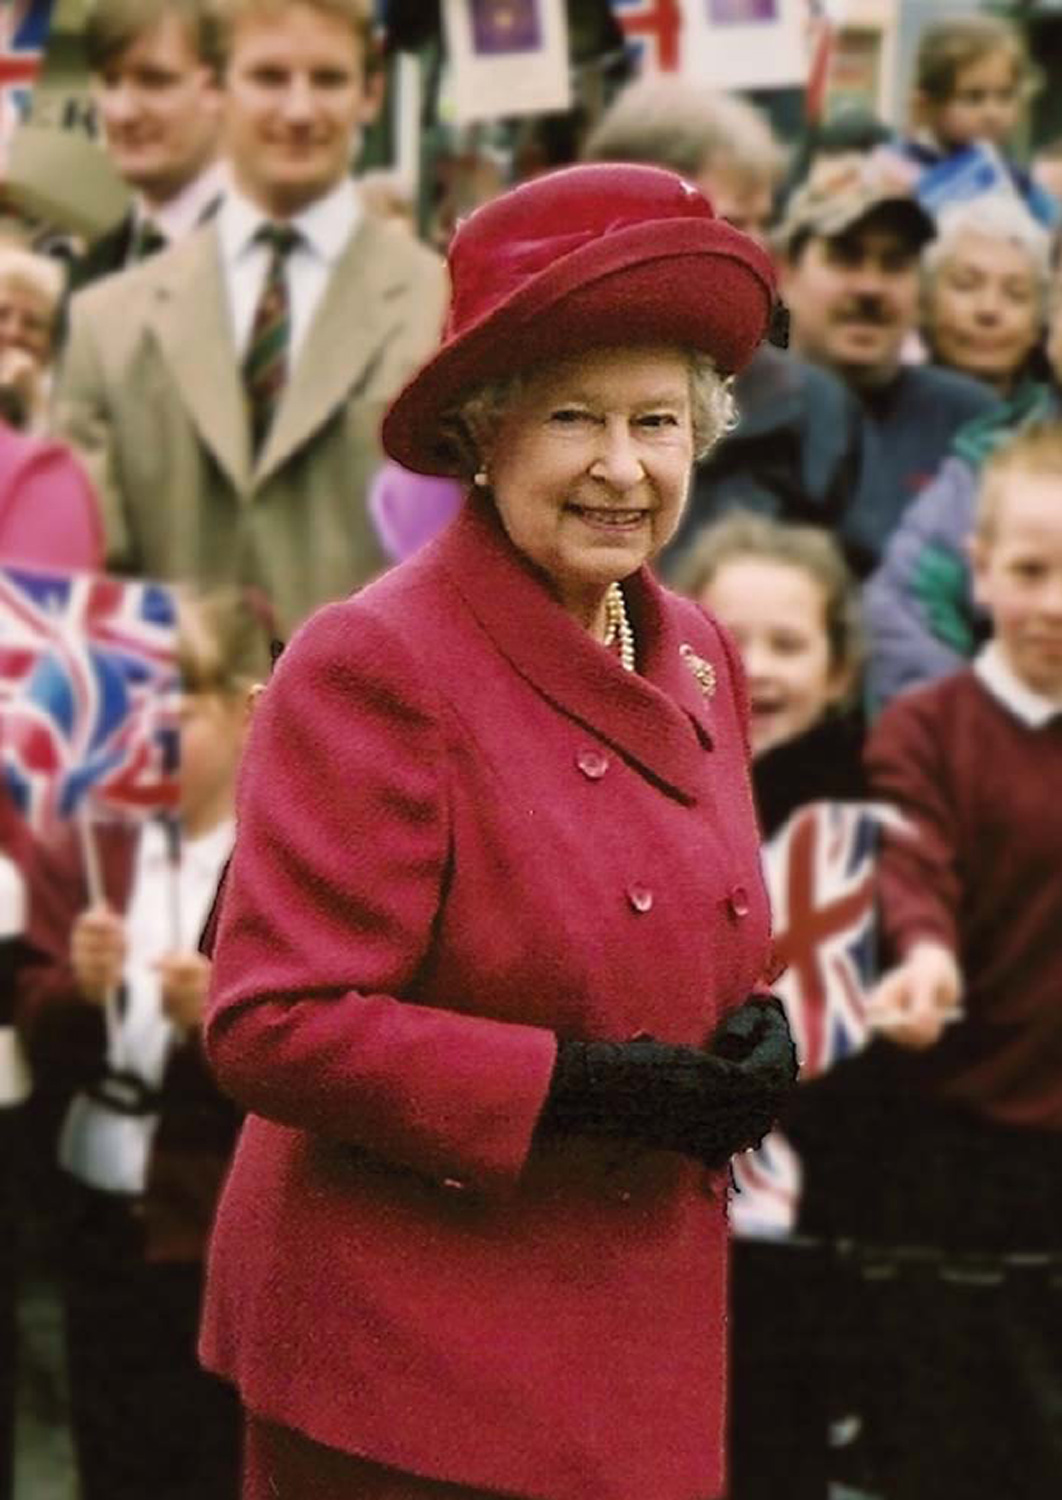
[680,643,716,699]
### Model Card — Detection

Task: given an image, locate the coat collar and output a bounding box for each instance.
[144,227,251,494]
[145,214,420,493]
[438,495,718,803]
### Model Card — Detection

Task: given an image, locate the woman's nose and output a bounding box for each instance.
[589,423,644,489]
[971,287,1003,322]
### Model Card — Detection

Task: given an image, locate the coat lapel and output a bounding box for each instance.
[440,497,717,804]
[254,216,409,485]
[147,228,252,495]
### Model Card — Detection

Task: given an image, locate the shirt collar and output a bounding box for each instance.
[974,641,1062,729]
[217,176,361,265]
[135,158,229,244]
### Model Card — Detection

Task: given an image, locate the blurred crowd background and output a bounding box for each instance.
[2,1,1062,1498]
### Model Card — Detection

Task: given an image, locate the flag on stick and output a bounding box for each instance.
[730,800,891,1238]
[0,566,180,835]
[0,0,55,165]
[608,0,683,73]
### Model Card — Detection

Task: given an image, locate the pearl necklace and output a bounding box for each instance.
[602,581,636,672]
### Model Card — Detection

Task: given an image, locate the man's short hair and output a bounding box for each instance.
[582,78,784,185]
[85,0,225,79]
[213,0,380,71]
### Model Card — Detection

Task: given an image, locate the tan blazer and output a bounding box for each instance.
[54,213,447,633]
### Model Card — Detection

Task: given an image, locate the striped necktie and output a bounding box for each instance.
[129,218,167,262]
[243,222,300,456]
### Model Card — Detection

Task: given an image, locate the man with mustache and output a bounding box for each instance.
[777,153,998,565]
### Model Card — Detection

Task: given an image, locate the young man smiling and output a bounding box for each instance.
[56,0,446,632]
[68,0,228,292]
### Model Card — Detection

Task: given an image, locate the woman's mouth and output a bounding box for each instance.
[567,505,649,530]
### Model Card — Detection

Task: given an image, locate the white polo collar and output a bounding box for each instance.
[974,642,1062,729]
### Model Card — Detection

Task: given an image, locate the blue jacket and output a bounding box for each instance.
[863,380,1058,709]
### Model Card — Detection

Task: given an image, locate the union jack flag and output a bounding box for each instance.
[0,567,180,835]
[0,0,54,154]
[730,801,896,1238]
[608,0,683,72]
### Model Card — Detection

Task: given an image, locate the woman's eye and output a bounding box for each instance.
[549,408,591,425]
[638,412,678,429]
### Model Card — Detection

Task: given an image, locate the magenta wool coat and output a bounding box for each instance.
[199,494,773,1500]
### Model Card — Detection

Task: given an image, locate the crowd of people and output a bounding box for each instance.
[0,1,1061,1498]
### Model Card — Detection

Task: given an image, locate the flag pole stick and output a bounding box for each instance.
[75,805,124,1069]
[164,812,182,951]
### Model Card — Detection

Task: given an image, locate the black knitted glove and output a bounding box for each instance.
[541,999,797,1169]
[705,993,798,1156]
[709,994,796,1078]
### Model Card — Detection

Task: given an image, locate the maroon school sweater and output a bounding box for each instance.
[866,669,1062,1129]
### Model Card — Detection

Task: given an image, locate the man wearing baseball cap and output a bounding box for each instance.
[777,151,998,562]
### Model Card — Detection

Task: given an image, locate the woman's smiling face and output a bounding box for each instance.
[484,346,695,629]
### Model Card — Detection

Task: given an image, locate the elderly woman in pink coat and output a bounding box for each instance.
[199,163,797,1500]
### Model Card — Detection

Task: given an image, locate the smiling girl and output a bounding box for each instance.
[675,512,866,836]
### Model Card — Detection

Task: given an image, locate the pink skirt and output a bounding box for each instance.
[243,1415,514,1500]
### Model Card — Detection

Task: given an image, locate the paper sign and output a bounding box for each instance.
[443,0,570,125]
[683,0,808,89]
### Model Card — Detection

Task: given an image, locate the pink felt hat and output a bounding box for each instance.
[381,163,776,477]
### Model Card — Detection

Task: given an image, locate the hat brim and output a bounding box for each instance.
[382,216,774,477]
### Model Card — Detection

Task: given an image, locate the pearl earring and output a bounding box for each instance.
[473,469,489,488]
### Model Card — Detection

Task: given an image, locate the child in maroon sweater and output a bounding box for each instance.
[865,420,1062,1500]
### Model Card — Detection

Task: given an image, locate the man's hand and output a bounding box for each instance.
[866,940,963,1050]
[155,951,211,1032]
[70,905,126,1005]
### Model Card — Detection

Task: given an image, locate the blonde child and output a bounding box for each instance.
[864,421,1062,1498]
[677,515,870,1498]
[17,587,271,1500]
[899,13,1057,227]
[675,512,865,836]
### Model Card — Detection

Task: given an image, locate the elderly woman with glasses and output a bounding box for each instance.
[199,164,797,1500]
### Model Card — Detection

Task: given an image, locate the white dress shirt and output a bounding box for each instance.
[58,816,234,1196]
[216,176,363,368]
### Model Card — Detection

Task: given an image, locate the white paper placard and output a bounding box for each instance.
[682,0,809,91]
[443,0,571,126]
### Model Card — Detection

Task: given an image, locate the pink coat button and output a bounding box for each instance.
[576,749,609,780]
[727,885,750,919]
[627,885,653,913]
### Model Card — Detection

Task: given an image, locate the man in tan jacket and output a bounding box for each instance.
[55,0,446,633]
